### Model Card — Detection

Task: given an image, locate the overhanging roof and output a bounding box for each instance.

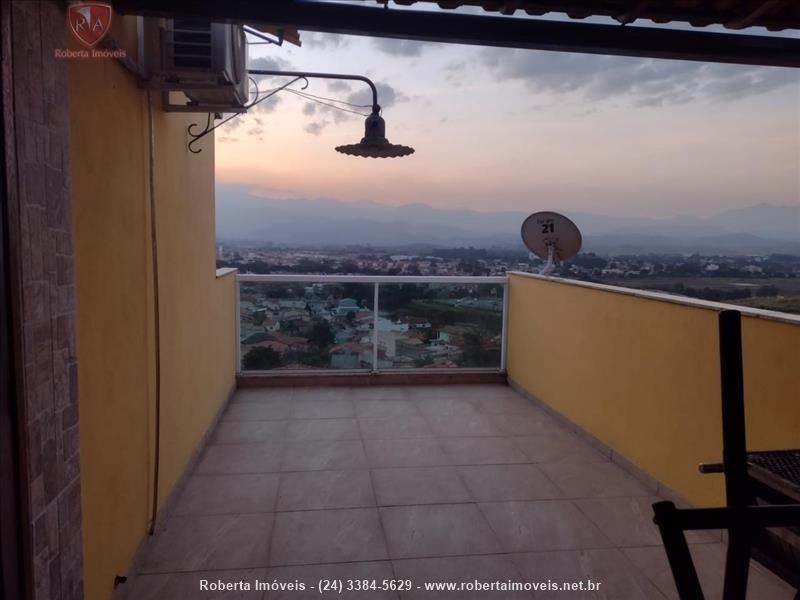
[113,0,800,67]
[245,23,303,46]
[376,0,800,31]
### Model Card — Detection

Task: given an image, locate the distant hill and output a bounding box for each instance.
[579,233,800,255]
[216,183,800,255]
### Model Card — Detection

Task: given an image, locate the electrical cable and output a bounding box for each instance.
[284,88,371,116]
[146,90,162,536]
[286,87,372,109]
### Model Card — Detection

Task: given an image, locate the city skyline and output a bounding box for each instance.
[214,27,799,219]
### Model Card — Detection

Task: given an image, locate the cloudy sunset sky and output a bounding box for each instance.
[214,15,799,219]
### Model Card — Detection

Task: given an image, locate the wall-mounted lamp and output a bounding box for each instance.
[187,70,414,158]
[335,111,414,159]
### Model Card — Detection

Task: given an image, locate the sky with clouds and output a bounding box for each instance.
[215,17,799,218]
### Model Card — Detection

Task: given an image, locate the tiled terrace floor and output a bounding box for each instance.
[121,385,795,599]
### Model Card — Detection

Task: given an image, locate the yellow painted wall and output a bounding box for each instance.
[70,17,236,600]
[507,273,800,507]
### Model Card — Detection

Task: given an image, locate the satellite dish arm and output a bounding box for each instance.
[539,243,557,275]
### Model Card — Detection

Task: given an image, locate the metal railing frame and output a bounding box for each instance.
[235,274,508,375]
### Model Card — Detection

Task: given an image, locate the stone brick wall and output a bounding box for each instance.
[2,1,84,599]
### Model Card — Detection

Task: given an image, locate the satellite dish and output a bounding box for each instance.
[521,211,582,275]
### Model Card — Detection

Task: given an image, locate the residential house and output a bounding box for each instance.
[262,318,281,332]
[329,342,364,369]
[334,297,360,316]
[400,315,432,329]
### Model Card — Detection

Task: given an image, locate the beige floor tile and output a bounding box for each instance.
[513,433,608,464]
[372,467,471,506]
[359,416,434,440]
[380,504,501,559]
[458,464,562,501]
[347,386,411,401]
[440,437,529,465]
[285,418,360,442]
[223,400,292,421]
[212,420,288,445]
[276,469,375,510]
[291,397,355,419]
[488,412,560,436]
[365,438,449,468]
[292,387,354,404]
[478,500,612,552]
[139,514,272,573]
[426,414,500,437]
[356,398,420,418]
[270,508,388,566]
[233,388,293,404]
[414,396,481,416]
[430,385,520,402]
[540,461,652,498]
[469,393,539,416]
[172,474,280,516]
[281,440,367,471]
[196,443,283,475]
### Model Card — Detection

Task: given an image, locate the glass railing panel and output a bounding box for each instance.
[375,282,504,369]
[239,281,374,372]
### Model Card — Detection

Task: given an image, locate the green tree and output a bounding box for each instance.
[756,285,779,297]
[292,348,330,368]
[414,355,434,368]
[458,333,500,368]
[242,346,282,370]
[284,319,300,335]
[309,320,335,349]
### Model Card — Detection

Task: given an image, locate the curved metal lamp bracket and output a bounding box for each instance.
[187,75,307,153]
[186,70,382,154]
[249,70,380,114]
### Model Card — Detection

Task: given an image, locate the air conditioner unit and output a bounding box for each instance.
[144,18,249,112]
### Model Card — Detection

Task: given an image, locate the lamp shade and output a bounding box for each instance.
[335,112,415,158]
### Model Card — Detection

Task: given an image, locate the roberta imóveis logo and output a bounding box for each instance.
[67,2,112,48]
[57,2,125,59]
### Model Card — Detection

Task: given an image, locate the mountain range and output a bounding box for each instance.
[216,182,800,255]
